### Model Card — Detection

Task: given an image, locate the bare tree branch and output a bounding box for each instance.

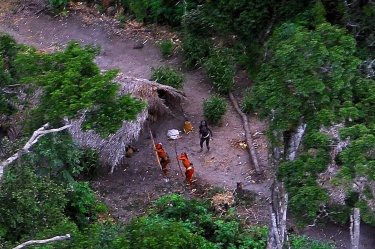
[0,123,71,180]
[13,234,70,249]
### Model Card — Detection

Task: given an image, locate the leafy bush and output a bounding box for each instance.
[157,40,175,58]
[149,194,268,248]
[0,166,68,242]
[289,235,335,249]
[124,0,197,26]
[65,182,97,228]
[204,49,235,94]
[11,40,146,138]
[289,186,329,226]
[150,65,185,89]
[22,132,100,182]
[203,95,227,125]
[125,216,213,249]
[48,0,69,9]
[181,33,212,68]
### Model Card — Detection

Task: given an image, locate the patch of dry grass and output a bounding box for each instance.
[0,0,19,16]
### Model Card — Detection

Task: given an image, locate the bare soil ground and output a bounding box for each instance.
[1,1,374,248]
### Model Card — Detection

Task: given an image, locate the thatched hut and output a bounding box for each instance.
[67,74,187,173]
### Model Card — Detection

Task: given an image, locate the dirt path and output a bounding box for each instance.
[0,2,272,221]
[1,2,375,248]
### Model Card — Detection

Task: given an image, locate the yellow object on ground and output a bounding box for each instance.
[183,121,193,134]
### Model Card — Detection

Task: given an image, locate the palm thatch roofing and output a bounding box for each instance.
[67,73,187,173]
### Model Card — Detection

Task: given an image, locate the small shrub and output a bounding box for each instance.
[289,235,335,249]
[181,33,211,68]
[65,182,96,228]
[157,40,175,58]
[150,65,185,89]
[48,0,69,9]
[115,14,127,23]
[203,95,227,125]
[204,49,235,95]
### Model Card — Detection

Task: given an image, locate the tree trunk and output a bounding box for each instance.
[287,122,307,161]
[228,92,262,174]
[266,121,306,248]
[267,181,288,249]
[350,207,361,249]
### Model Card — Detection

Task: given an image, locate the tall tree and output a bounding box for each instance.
[243,21,375,226]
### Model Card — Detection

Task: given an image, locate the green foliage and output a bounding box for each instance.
[243,22,360,134]
[10,40,147,137]
[157,40,175,58]
[149,194,268,248]
[203,95,227,125]
[197,0,275,42]
[338,133,375,180]
[311,0,327,25]
[277,153,330,225]
[289,186,329,225]
[48,0,69,10]
[0,166,68,242]
[125,216,214,249]
[0,33,20,116]
[127,0,149,22]
[357,199,375,225]
[65,181,97,228]
[150,65,185,89]
[30,219,79,249]
[181,33,212,68]
[204,49,235,94]
[82,93,146,137]
[321,1,375,59]
[115,14,127,23]
[22,132,100,182]
[70,221,129,249]
[289,235,335,249]
[124,0,196,26]
[151,194,209,220]
[303,131,331,150]
[30,220,129,249]
[325,205,351,224]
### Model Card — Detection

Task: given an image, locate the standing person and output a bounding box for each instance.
[199,120,213,152]
[155,143,171,178]
[176,152,195,188]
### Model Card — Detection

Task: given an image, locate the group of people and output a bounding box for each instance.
[154,120,213,189]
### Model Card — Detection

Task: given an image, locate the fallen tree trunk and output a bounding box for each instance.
[228,92,262,174]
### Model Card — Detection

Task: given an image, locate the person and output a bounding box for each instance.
[125,144,138,158]
[199,120,213,152]
[176,152,195,188]
[155,143,171,178]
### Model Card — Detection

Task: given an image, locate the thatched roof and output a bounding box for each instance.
[67,73,187,173]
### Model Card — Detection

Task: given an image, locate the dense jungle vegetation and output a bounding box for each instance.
[1,0,375,248]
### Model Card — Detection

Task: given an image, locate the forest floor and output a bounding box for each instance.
[0,1,374,248]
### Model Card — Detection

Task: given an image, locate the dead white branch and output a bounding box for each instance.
[267,181,288,249]
[350,208,361,249]
[0,123,71,180]
[13,234,70,249]
[287,122,306,161]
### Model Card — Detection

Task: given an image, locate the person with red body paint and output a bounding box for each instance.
[176,152,195,188]
[155,143,171,177]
